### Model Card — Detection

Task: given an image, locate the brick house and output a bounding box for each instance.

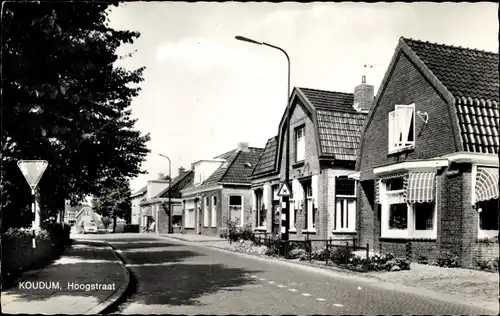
[354,37,499,267]
[180,143,263,236]
[138,167,193,234]
[130,186,146,225]
[250,83,370,243]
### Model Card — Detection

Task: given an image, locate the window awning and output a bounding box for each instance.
[406,172,436,203]
[475,167,499,204]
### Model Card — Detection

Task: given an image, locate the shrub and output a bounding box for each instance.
[475,257,499,272]
[329,246,354,265]
[288,248,306,259]
[417,255,429,264]
[477,236,499,244]
[436,251,460,268]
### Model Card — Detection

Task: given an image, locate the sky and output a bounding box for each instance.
[106,2,498,192]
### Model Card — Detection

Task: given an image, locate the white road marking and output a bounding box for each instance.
[301,293,312,297]
[251,275,258,278]
[258,278,266,281]
[316,298,326,301]
[268,281,275,284]
[125,262,177,267]
[288,288,298,292]
[333,303,344,307]
[276,284,285,288]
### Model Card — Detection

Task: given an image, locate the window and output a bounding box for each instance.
[185,209,195,228]
[296,127,305,162]
[211,196,217,227]
[203,197,209,227]
[380,177,437,239]
[334,177,356,232]
[255,190,265,228]
[172,216,182,227]
[303,181,315,231]
[478,199,499,237]
[388,104,415,153]
[229,195,243,227]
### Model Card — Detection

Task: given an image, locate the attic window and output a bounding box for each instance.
[244,162,252,168]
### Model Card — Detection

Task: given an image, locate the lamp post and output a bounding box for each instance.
[158,154,173,234]
[235,35,291,241]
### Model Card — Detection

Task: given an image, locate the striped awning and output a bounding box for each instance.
[406,172,436,203]
[474,167,499,204]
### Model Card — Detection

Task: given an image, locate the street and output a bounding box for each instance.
[77,234,496,315]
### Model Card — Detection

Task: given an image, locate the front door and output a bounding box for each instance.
[196,200,202,234]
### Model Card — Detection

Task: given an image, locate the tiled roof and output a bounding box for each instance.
[402,37,499,154]
[297,87,368,160]
[316,110,367,160]
[221,148,263,184]
[252,136,278,177]
[157,171,194,199]
[203,149,240,185]
[299,88,358,113]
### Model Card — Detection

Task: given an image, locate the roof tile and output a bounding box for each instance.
[403,38,499,154]
[252,136,278,177]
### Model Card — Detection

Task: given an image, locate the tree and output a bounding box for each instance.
[101,216,112,230]
[1,2,150,231]
[92,177,132,232]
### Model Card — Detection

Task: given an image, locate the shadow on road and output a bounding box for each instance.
[127,263,262,306]
[110,241,180,251]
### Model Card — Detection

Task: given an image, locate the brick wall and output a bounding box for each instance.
[378,239,439,261]
[357,51,457,180]
[471,242,499,266]
[198,189,221,237]
[358,180,376,248]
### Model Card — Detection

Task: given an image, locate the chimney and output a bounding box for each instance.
[353,75,375,113]
[237,142,249,152]
[178,166,188,177]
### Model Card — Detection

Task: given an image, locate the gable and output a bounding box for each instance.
[252,136,278,178]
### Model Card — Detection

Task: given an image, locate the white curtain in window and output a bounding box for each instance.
[388,111,396,150]
[204,198,209,227]
[263,185,269,210]
[251,190,256,212]
[396,106,414,144]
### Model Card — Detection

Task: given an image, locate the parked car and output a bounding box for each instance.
[83,222,97,234]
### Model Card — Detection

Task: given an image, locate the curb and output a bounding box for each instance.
[81,241,131,315]
[159,235,499,313]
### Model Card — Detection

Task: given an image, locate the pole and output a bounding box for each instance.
[31,188,36,248]
[263,42,291,241]
[168,159,173,234]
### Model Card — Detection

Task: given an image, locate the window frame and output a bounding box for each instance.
[388,104,416,154]
[203,196,210,227]
[477,198,499,238]
[302,180,315,232]
[255,189,266,229]
[334,177,357,233]
[228,195,244,227]
[211,195,217,227]
[295,126,306,162]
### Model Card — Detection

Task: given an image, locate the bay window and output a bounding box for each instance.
[380,173,437,239]
[478,198,499,238]
[474,166,499,238]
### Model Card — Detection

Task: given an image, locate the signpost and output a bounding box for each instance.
[17,160,48,248]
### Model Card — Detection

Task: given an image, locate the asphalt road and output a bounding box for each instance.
[78,234,497,315]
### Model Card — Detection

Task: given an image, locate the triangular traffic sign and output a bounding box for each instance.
[277,181,292,197]
[17,160,48,190]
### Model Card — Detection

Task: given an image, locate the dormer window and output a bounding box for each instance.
[388,104,415,153]
[295,126,305,162]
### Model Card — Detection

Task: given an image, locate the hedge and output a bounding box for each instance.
[1,223,71,289]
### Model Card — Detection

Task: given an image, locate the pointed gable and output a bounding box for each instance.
[402,37,499,154]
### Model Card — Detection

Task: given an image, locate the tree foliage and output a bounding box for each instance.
[1,2,150,231]
[92,177,132,224]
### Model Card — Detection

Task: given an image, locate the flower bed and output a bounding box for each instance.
[297,247,411,272]
[224,239,270,256]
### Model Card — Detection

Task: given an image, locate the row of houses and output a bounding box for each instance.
[132,37,499,268]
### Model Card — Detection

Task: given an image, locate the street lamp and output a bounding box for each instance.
[235,35,291,241]
[158,154,173,234]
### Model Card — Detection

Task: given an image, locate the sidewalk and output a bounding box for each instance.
[160,233,229,242]
[1,239,129,314]
[159,235,498,312]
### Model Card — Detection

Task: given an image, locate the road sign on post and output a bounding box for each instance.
[277,181,292,198]
[17,160,48,249]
